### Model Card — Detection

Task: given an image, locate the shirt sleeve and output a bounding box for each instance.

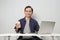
[35,21,40,32]
[14,20,22,32]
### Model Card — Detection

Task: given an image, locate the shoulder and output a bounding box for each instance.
[31,18,38,23]
[18,18,25,22]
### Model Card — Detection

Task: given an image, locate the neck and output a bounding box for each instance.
[25,16,31,21]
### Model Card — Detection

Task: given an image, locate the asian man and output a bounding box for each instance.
[14,6,40,40]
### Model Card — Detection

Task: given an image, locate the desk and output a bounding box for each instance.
[0,34,60,40]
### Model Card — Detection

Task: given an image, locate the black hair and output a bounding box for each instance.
[24,6,33,13]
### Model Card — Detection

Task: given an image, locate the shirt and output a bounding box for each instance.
[14,17,40,33]
[24,20,30,33]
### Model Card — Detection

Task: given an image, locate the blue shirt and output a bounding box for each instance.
[15,17,40,33]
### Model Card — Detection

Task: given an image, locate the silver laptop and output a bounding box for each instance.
[39,21,55,34]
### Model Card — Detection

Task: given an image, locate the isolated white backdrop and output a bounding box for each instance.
[0,0,60,34]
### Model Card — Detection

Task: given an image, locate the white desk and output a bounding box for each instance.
[0,34,60,40]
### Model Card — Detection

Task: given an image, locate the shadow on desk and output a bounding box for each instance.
[17,36,43,40]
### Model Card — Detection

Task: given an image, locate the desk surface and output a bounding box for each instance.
[0,33,60,36]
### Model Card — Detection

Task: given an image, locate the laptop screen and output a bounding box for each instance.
[39,21,55,34]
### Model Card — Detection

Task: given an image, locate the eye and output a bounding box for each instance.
[29,11,32,12]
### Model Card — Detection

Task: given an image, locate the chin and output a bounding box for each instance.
[26,16,31,18]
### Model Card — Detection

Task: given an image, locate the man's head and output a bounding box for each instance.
[24,6,33,18]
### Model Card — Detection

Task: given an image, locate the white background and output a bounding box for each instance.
[0,0,60,34]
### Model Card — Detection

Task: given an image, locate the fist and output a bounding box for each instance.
[15,21,21,28]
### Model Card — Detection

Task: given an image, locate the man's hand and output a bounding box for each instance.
[15,21,21,29]
[15,21,21,33]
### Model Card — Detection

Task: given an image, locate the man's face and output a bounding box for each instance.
[24,8,33,18]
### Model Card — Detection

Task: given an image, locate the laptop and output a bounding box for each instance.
[39,21,55,34]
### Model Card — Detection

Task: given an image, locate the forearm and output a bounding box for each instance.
[15,28,19,33]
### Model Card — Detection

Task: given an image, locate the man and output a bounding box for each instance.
[14,6,40,40]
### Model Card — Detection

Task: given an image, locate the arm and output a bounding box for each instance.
[35,21,40,34]
[15,21,21,33]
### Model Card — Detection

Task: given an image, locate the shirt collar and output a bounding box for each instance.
[23,17,32,22]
